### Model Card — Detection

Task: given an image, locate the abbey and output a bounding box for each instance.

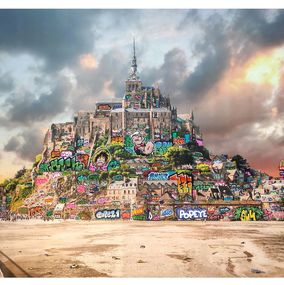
[44,41,202,155]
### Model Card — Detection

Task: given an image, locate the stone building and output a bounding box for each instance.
[106,178,138,204]
[41,40,202,159]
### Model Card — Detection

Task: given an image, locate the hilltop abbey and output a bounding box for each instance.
[44,40,202,155]
[3,41,283,222]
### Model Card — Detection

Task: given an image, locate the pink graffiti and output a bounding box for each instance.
[61,151,73,158]
[35,178,48,186]
[97,197,109,204]
[66,203,76,209]
[77,185,86,193]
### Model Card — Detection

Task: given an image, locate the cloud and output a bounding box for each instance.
[2,75,72,126]
[0,10,98,71]
[232,10,284,49]
[0,72,14,93]
[3,127,44,161]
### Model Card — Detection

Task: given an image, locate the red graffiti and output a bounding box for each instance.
[169,173,192,195]
[77,154,89,168]
[122,212,131,219]
[173,138,185,145]
[51,150,61,158]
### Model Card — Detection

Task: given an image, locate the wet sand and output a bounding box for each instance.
[0,220,283,277]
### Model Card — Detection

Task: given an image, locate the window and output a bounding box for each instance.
[130,183,132,186]
[132,190,135,194]
[134,183,137,186]
[128,190,130,194]
[124,190,126,194]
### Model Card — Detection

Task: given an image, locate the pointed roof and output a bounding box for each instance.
[128,38,139,80]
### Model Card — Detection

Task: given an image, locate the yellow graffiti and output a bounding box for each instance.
[240,209,256,221]
[132,207,144,216]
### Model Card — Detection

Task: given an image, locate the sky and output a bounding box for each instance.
[0,9,283,181]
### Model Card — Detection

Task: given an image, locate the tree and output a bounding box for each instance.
[14,167,26,179]
[165,147,193,168]
[232,155,248,170]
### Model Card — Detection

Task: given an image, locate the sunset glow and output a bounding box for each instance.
[245,48,284,87]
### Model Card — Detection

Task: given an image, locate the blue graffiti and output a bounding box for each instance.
[176,207,208,220]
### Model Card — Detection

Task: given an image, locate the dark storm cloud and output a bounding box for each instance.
[4,127,44,161]
[0,72,14,93]
[232,10,284,48]
[3,137,20,152]
[175,11,231,102]
[3,76,72,125]
[0,10,98,70]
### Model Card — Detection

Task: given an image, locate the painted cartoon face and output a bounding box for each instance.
[132,134,143,145]
[96,155,106,166]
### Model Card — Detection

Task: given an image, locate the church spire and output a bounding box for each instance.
[190,110,194,121]
[128,38,139,80]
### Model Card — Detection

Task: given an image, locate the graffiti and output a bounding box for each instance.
[77,175,88,183]
[90,148,110,172]
[111,136,123,143]
[113,175,123,181]
[44,197,54,204]
[169,173,192,196]
[154,141,172,155]
[132,207,146,220]
[51,150,61,158]
[196,164,211,175]
[235,207,263,221]
[77,154,89,168]
[176,207,208,220]
[196,139,203,146]
[95,209,120,219]
[77,185,86,193]
[88,174,99,180]
[133,132,154,155]
[107,160,121,171]
[35,177,48,186]
[97,197,109,204]
[192,152,204,161]
[148,172,170,181]
[183,133,190,143]
[61,151,73,158]
[194,181,214,191]
[148,205,160,221]
[29,206,44,217]
[218,207,231,214]
[39,156,85,172]
[122,211,131,219]
[173,138,185,145]
[66,203,76,209]
[97,104,111,111]
[160,208,174,217]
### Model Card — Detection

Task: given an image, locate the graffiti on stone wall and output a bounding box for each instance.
[176,207,208,220]
[95,209,121,219]
[160,207,174,219]
[193,181,214,191]
[111,136,123,143]
[125,131,154,156]
[132,207,146,220]
[148,205,160,221]
[235,207,263,221]
[148,172,170,181]
[39,156,85,172]
[89,148,110,172]
[169,173,192,196]
[154,141,172,155]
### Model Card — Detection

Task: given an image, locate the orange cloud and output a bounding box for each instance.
[79,54,98,69]
[244,47,284,88]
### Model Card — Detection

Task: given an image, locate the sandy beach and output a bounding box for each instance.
[0,220,283,277]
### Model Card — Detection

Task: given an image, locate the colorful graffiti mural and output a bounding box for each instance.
[176,207,208,220]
